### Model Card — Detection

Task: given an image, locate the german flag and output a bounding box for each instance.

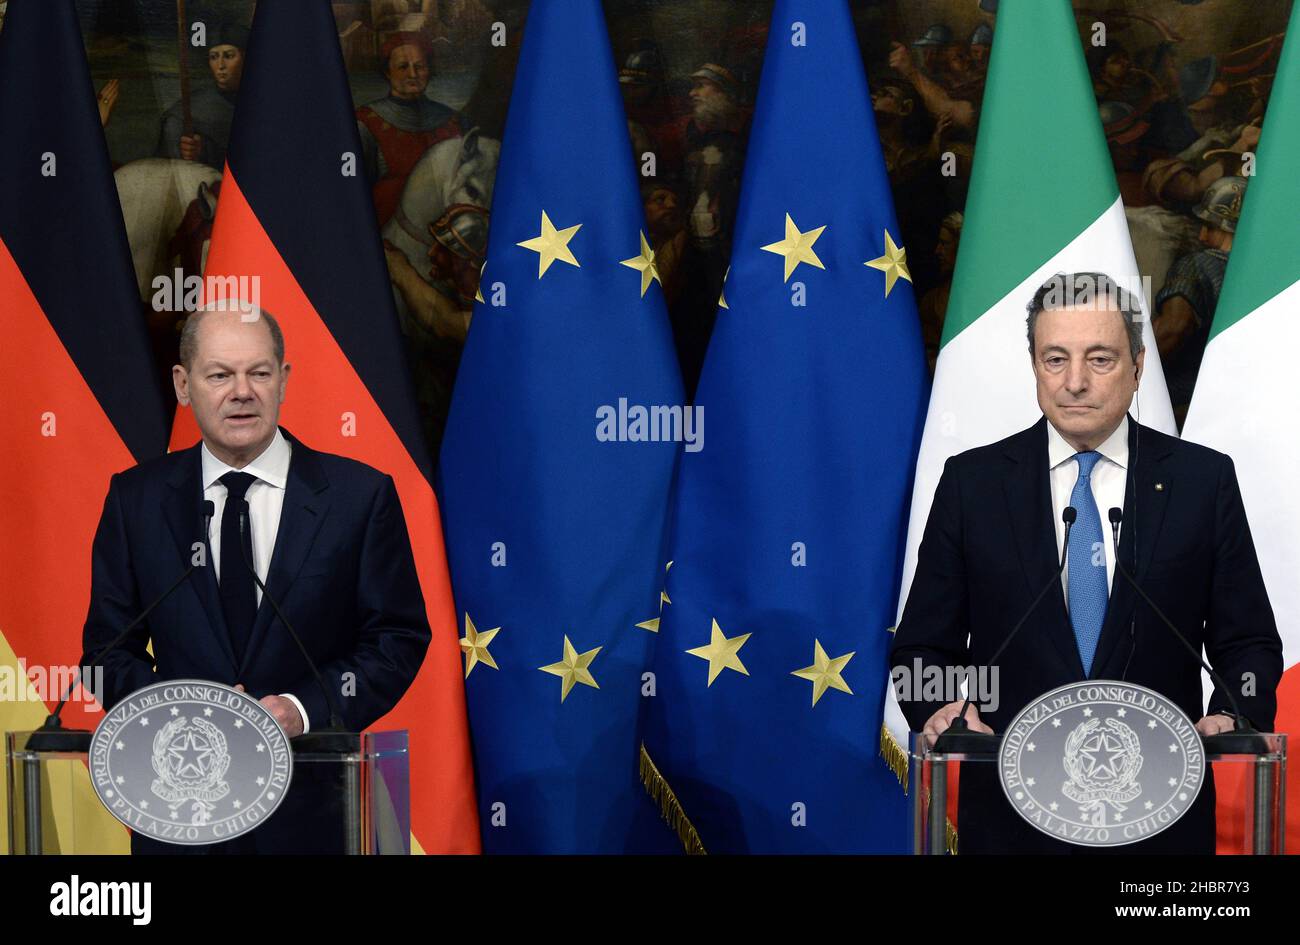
[0,0,171,853]
[168,0,479,852]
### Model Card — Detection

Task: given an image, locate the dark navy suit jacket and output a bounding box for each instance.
[891,416,1282,854]
[80,428,431,853]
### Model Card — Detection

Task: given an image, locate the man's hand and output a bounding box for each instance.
[233,684,305,737]
[922,700,994,747]
[888,41,916,78]
[260,695,305,737]
[97,79,120,127]
[1195,713,1236,737]
[179,133,203,162]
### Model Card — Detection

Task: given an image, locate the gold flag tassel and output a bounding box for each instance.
[879,723,909,791]
[639,744,706,855]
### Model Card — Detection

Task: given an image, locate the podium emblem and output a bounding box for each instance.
[999,680,1204,847]
[88,680,293,845]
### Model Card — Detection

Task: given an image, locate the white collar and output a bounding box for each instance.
[201,428,291,491]
[1047,415,1129,471]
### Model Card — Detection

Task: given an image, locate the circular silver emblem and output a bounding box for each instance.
[998,680,1204,847]
[89,680,293,845]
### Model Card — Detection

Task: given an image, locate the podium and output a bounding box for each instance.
[910,729,1287,854]
[6,728,411,855]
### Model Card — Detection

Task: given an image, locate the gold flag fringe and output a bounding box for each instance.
[639,743,706,855]
[879,723,909,792]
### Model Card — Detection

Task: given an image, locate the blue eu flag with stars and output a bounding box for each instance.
[439,0,684,853]
[639,0,928,853]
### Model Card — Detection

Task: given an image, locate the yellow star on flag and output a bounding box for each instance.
[864,229,912,297]
[539,635,601,702]
[459,613,500,678]
[791,640,855,707]
[620,231,661,297]
[686,618,751,686]
[517,210,581,278]
[636,561,673,632]
[761,213,826,282]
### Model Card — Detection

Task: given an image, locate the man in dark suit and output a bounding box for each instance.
[891,271,1282,853]
[81,303,431,853]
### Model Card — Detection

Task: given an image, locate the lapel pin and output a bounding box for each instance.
[1154,482,1165,492]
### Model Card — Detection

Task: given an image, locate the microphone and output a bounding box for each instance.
[234,499,346,735]
[29,500,217,751]
[1106,506,1261,746]
[934,506,1077,752]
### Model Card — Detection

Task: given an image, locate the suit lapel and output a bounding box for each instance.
[163,444,239,676]
[238,431,330,678]
[1003,417,1085,678]
[1091,418,1173,678]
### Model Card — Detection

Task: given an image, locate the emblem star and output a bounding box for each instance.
[620,231,661,297]
[791,640,855,707]
[1145,801,1154,810]
[517,210,581,277]
[204,707,213,717]
[686,618,751,686]
[1051,718,1062,727]
[168,731,212,779]
[1168,778,1178,787]
[1050,802,1059,811]
[234,719,244,729]
[139,800,149,810]
[1026,742,1036,752]
[539,635,601,702]
[460,613,501,678]
[1116,708,1127,717]
[863,228,912,297]
[1083,708,1093,717]
[170,707,179,716]
[1169,744,1178,753]
[139,716,149,726]
[761,213,826,282]
[636,561,673,632]
[1148,720,1158,729]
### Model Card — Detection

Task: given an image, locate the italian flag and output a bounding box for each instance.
[1182,0,1300,854]
[885,0,1176,757]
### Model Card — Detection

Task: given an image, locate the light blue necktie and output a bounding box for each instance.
[1067,451,1108,675]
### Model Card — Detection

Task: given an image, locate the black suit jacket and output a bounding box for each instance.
[80,429,432,853]
[891,416,1282,853]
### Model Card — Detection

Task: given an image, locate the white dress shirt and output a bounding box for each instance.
[1048,416,1128,607]
[200,428,309,733]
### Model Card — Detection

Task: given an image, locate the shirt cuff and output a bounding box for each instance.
[279,692,310,735]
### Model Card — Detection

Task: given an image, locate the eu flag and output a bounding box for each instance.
[639,0,928,853]
[439,0,684,853]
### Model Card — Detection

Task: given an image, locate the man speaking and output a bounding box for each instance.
[891,271,1283,853]
[80,303,432,854]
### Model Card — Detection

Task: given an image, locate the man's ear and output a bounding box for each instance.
[279,362,291,403]
[1133,347,1146,385]
[172,364,191,406]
